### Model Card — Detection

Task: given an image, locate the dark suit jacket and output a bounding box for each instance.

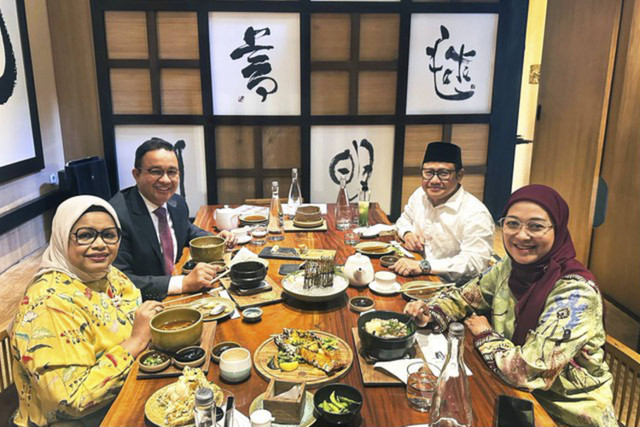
[110,186,210,301]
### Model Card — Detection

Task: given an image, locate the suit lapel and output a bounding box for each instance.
[167,197,186,263]
[130,188,164,263]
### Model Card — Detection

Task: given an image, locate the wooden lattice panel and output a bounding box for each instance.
[359,14,400,61]
[358,71,397,115]
[262,127,301,169]
[215,126,255,169]
[105,11,148,59]
[311,14,351,61]
[404,125,444,168]
[160,69,203,115]
[157,12,199,60]
[451,124,489,166]
[311,71,349,115]
[217,177,256,205]
[110,69,152,114]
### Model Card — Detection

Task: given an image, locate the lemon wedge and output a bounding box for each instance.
[279,361,299,372]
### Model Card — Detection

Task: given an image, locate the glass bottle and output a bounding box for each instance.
[194,387,215,427]
[429,322,473,427]
[287,168,303,216]
[267,181,285,241]
[358,184,371,227]
[335,175,351,231]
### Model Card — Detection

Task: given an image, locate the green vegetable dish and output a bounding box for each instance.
[319,391,361,414]
[142,353,166,366]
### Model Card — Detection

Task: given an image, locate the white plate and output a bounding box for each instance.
[236,234,251,245]
[369,281,401,295]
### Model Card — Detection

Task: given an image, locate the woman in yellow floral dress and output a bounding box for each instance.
[10,195,163,426]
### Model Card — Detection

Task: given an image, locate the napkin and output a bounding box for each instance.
[373,358,424,384]
[282,203,328,215]
[275,384,302,400]
[354,223,396,236]
[416,332,472,376]
[223,408,251,427]
[216,289,240,319]
[231,247,261,262]
[390,240,416,259]
[229,204,269,216]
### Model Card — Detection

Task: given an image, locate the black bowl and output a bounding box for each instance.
[230,261,267,289]
[313,384,362,426]
[230,276,265,290]
[357,310,416,361]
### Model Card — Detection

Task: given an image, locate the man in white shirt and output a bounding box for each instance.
[391,142,494,283]
[110,138,236,300]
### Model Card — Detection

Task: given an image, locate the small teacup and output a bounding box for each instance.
[374,271,396,290]
[250,409,274,427]
[219,347,252,383]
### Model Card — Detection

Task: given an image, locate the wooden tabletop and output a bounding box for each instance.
[102,204,555,427]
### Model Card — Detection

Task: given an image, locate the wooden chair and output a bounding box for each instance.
[605,334,640,426]
[0,329,18,424]
[244,197,287,206]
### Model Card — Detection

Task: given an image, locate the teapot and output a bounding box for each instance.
[343,252,375,287]
[214,205,239,231]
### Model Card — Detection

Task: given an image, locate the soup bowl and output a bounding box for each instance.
[229,260,268,290]
[219,347,252,383]
[190,236,225,262]
[357,310,416,361]
[150,307,203,352]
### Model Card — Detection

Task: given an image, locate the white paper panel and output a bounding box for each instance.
[114,125,207,212]
[310,125,395,213]
[209,12,300,115]
[406,13,499,115]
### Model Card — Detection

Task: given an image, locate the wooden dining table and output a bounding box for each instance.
[102,203,555,426]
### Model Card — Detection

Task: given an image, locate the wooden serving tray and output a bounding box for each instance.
[220,275,284,310]
[351,328,426,387]
[136,321,217,379]
[253,331,353,388]
[284,219,328,232]
[259,246,336,261]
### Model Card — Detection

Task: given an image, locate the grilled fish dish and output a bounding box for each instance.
[272,328,346,374]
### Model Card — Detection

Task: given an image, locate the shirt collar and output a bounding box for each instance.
[138,191,167,216]
[425,185,465,212]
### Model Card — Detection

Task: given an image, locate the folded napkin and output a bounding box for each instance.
[282,203,328,215]
[222,408,251,427]
[374,358,424,384]
[354,223,396,236]
[231,247,261,263]
[416,332,472,376]
[229,204,269,216]
[390,240,416,259]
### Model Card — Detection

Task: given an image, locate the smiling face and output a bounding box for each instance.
[132,148,179,206]
[503,201,555,265]
[421,161,463,206]
[67,212,119,275]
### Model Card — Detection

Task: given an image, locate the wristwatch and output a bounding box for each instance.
[419,259,431,274]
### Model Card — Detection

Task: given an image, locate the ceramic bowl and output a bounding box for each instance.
[357,310,416,361]
[173,346,206,369]
[313,383,362,425]
[230,261,267,289]
[242,307,263,323]
[211,341,241,363]
[348,297,375,313]
[373,271,397,291]
[150,307,203,352]
[190,236,225,262]
[380,255,399,268]
[182,260,226,275]
[219,347,252,383]
[138,350,170,373]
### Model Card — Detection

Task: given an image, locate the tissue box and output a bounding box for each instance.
[263,379,306,424]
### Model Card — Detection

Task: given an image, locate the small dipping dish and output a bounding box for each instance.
[242,307,263,323]
[211,341,241,363]
[380,255,399,268]
[138,350,170,373]
[173,346,206,369]
[349,296,375,313]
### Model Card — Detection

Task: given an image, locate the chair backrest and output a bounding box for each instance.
[244,197,287,206]
[605,334,640,426]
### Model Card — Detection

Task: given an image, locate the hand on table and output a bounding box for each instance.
[390,258,422,277]
[182,262,219,293]
[404,300,431,327]
[122,300,164,357]
[464,313,492,337]
[402,232,424,252]
[218,230,237,247]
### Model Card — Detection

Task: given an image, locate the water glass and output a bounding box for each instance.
[350,204,359,229]
[251,226,268,245]
[344,230,360,246]
[406,362,437,412]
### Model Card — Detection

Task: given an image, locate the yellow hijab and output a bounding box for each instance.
[35,195,122,283]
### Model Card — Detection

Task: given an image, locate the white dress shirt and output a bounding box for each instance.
[139,194,184,294]
[396,185,495,282]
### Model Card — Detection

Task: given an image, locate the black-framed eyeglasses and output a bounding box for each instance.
[70,227,122,245]
[138,167,180,180]
[420,168,457,181]
[498,217,554,237]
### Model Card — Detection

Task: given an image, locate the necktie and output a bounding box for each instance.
[153,207,175,275]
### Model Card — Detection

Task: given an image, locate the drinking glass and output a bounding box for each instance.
[251,226,268,246]
[344,229,360,246]
[406,362,437,412]
[350,204,359,229]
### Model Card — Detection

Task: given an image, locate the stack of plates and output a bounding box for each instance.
[239,213,268,227]
[293,218,324,228]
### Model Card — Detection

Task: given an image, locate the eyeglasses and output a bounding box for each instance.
[420,168,457,181]
[138,167,180,180]
[70,227,122,245]
[498,217,554,237]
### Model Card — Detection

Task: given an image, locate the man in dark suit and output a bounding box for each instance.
[110,138,235,300]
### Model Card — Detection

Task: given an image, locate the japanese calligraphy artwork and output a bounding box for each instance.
[310,126,394,213]
[0,0,39,172]
[209,12,300,115]
[114,125,208,210]
[406,14,498,115]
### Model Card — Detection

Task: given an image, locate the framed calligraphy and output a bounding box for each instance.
[406,13,498,115]
[0,0,43,183]
[209,12,300,115]
[310,125,395,213]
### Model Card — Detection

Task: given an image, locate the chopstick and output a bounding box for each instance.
[210,269,230,284]
[166,292,204,305]
[400,283,455,292]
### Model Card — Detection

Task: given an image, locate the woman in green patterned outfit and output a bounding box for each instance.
[405,184,616,426]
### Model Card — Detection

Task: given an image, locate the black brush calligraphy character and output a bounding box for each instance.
[174,140,186,200]
[0,7,18,105]
[230,26,278,102]
[328,139,375,202]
